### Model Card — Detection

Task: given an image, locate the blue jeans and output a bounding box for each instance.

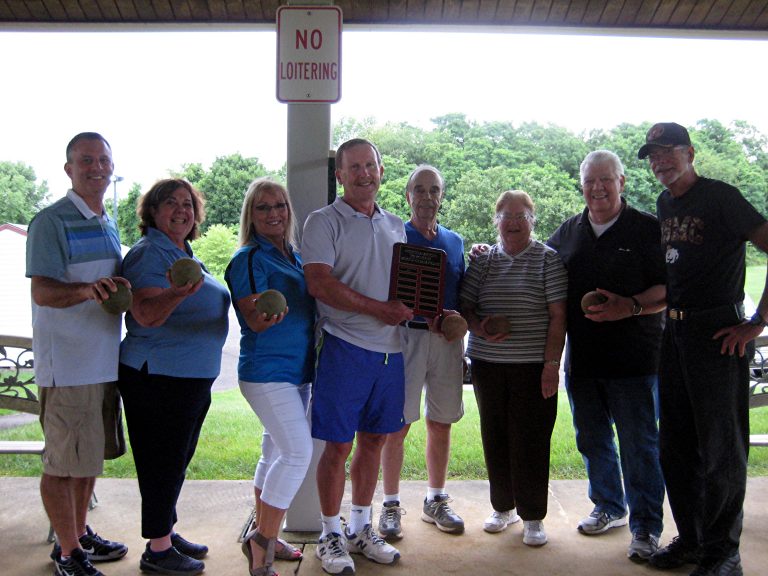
[565,374,664,536]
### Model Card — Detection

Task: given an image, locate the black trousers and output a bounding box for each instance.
[118,363,213,539]
[659,308,750,558]
[471,359,557,520]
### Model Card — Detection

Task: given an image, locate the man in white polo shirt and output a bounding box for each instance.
[302,138,414,575]
[26,132,130,576]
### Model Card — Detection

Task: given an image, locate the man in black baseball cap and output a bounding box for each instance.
[637,122,691,160]
[640,124,768,576]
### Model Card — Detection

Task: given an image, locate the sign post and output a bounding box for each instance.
[277,5,342,103]
[277,6,342,533]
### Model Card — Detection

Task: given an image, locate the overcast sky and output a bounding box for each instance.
[1,27,767,203]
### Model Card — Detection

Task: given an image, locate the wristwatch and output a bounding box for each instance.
[748,312,767,327]
[630,296,643,316]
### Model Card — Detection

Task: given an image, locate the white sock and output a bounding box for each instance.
[383,493,400,505]
[427,487,446,501]
[320,514,342,538]
[349,504,371,535]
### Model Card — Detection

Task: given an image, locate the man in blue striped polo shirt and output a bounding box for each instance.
[26,132,130,576]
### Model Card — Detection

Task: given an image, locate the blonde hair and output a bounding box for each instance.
[238,178,297,249]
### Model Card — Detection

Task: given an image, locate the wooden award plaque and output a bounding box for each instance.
[389,243,446,318]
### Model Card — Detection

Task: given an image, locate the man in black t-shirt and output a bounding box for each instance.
[548,150,666,563]
[638,122,768,576]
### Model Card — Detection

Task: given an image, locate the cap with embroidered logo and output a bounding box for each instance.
[638,122,691,159]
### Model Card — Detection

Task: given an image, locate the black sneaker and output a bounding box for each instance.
[79,526,128,562]
[139,544,205,575]
[689,552,743,576]
[170,533,208,560]
[649,536,701,569]
[53,547,104,576]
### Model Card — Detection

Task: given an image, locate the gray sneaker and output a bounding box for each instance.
[377,501,405,540]
[421,495,465,534]
[577,508,628,535]
[627,530,660,562]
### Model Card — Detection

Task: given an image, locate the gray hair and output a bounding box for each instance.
[405,164,445,193]
[579,150,625,184]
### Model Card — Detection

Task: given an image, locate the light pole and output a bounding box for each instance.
[111,175,124,222]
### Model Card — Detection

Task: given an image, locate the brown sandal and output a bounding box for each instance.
[274,538,303,561]
[241,529,277,576]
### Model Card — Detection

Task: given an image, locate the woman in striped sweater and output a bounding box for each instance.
[461,190,567,548]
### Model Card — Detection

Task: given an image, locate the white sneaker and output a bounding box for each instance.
[523,520,548,546]
[345,524,400,565]
[316,532,355,575]
[483,509,521,533]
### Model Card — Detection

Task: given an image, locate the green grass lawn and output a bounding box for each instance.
[746,264,765,304]
[2,387,767,479]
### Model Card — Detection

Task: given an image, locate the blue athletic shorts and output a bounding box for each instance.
[311,331,405,443]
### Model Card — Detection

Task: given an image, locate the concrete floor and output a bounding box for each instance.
[1,476,766,576]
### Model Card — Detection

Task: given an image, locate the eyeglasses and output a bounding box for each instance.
[496,212,531,223]
[254,202,288,213]
[647,146,686,162]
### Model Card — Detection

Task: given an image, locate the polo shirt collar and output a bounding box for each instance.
[67,188,110,221]
[333,196,383,219]
[250,232,294,256]
[146,226,193,256]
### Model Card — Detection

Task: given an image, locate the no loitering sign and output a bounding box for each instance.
[276,5,342,103]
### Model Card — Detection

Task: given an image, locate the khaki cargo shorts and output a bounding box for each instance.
[39,381,126,477]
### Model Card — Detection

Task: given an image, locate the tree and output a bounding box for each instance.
[0,161,49,224]
[190,224,239,280]
[732,120,768,171]
[117,183,142,247]
[443,163,581,250]
[693,120,768,216]
[332,116,377,147]
[175,153,272,232]
[586,122,660,214]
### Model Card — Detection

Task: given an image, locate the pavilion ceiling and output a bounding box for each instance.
[2,1,767,34]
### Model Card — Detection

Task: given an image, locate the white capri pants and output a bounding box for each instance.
[239,380,312,510]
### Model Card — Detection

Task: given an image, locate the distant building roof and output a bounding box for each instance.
[0,223,28,235]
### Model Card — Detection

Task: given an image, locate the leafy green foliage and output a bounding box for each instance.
[330,115,768,253]
[190,224,238,280]
[174,153,272,233]
[4,117,767,254]
[116,182,142,247]
[0,161,49,224]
